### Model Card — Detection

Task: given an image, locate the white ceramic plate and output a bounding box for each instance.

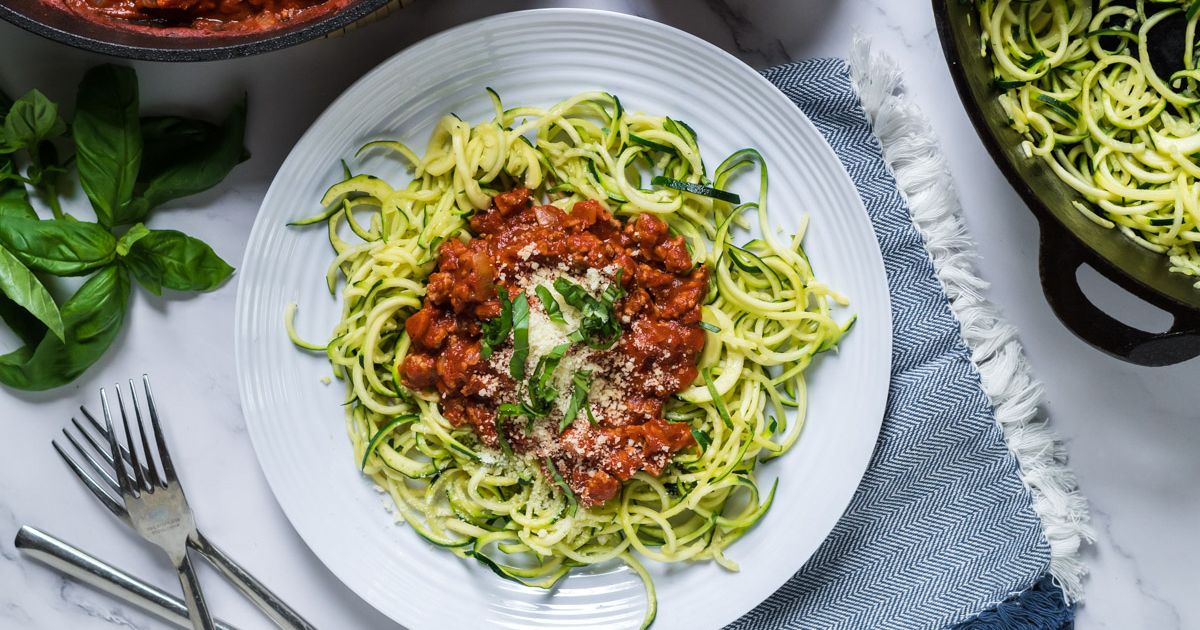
[236,9,891,630]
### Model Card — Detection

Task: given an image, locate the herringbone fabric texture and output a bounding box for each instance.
[727,59,1052,630]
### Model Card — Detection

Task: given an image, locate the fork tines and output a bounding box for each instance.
[53,376,171,517]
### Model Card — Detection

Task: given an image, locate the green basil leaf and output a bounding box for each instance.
[494,413,514,458]
[3,89,67,150]
[0,265,130,391]
[552,277,622,349]
[560,370,592,433]
[0,158,34,221]
[508,292,530,379]
[535,284,566,325]
[124,97,249,222]
[122,229,233,295]
[24,140,67,189]
[480,286,512,359]
[544,457,578,517]
[497,403,526,418]
[0,244,64,341]
[140,116,213,165]
[0,292,46,347]
[527,342,568,417]
[552,277,590,306]
[0,94,19,154]
[0,194,38,221]
[115,222,150,257]
[0,217,117,276]
[74,65,142,227]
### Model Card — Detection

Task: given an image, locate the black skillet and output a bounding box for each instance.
[933,0,1200,366]
[0,0,390,61]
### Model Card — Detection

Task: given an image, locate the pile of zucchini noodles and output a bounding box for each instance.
[286,90,852,627]
[980,0,1200,284]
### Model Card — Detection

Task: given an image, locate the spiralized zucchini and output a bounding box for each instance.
[286,91,852,627]
[980,0,1200,285]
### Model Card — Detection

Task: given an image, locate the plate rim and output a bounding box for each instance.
[235,7,892,628]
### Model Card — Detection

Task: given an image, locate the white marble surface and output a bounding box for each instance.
[0,1,1195,628]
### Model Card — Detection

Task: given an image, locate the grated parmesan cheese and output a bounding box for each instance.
[480,263,649,461]
[516,243,537,260]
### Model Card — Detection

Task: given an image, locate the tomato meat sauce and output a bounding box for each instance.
[58,0,347,33]
[401,188,709,507]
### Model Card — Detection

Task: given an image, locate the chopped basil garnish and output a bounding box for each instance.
[527,343,569,415]
[497,403,525,417]
[560,369,592,433]
[553,274,624,349]
[553,277,590,304]
[544,457,578,517]
[499,402,538,433]
[601,270,625,303]
[480,286,513,359]
[493,413,513,457]
[535,284,567,325]
[508,292,530,379]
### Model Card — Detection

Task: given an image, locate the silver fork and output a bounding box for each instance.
[54,376,316,630]
[95,378,213,630]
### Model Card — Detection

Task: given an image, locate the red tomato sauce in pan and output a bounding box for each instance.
[56,0,349,33]
[401,188,708,507]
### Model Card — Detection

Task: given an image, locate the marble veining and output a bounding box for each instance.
[0,0,1195,628]
[57,579,148,630]
[702,0,792,67]
[1090,506,1183,630]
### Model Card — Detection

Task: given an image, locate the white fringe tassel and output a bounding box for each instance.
[848,39,1095,603]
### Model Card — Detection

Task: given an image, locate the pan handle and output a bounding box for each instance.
[1038,220,1200,366]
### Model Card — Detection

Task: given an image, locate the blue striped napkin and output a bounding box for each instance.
[728,52,1089,630]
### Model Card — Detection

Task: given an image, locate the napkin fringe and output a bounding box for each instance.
[847,38,1094,603]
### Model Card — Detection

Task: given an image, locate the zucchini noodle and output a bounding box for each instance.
[287,91,852,627]
[980,0,1200,285]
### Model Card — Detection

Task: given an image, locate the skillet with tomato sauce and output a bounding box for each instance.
[56,0,350,33]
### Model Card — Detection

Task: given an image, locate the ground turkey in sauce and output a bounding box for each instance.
[59,0,348,33]
[401,188,708,507]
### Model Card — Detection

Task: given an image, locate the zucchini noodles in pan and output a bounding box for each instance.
[980,0,1200,285]
[286,90,853,628]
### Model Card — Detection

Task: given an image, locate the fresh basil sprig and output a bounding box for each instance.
[0,64,248,391]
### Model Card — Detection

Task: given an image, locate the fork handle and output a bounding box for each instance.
[191,532,317,630]
[177,550,216,630]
